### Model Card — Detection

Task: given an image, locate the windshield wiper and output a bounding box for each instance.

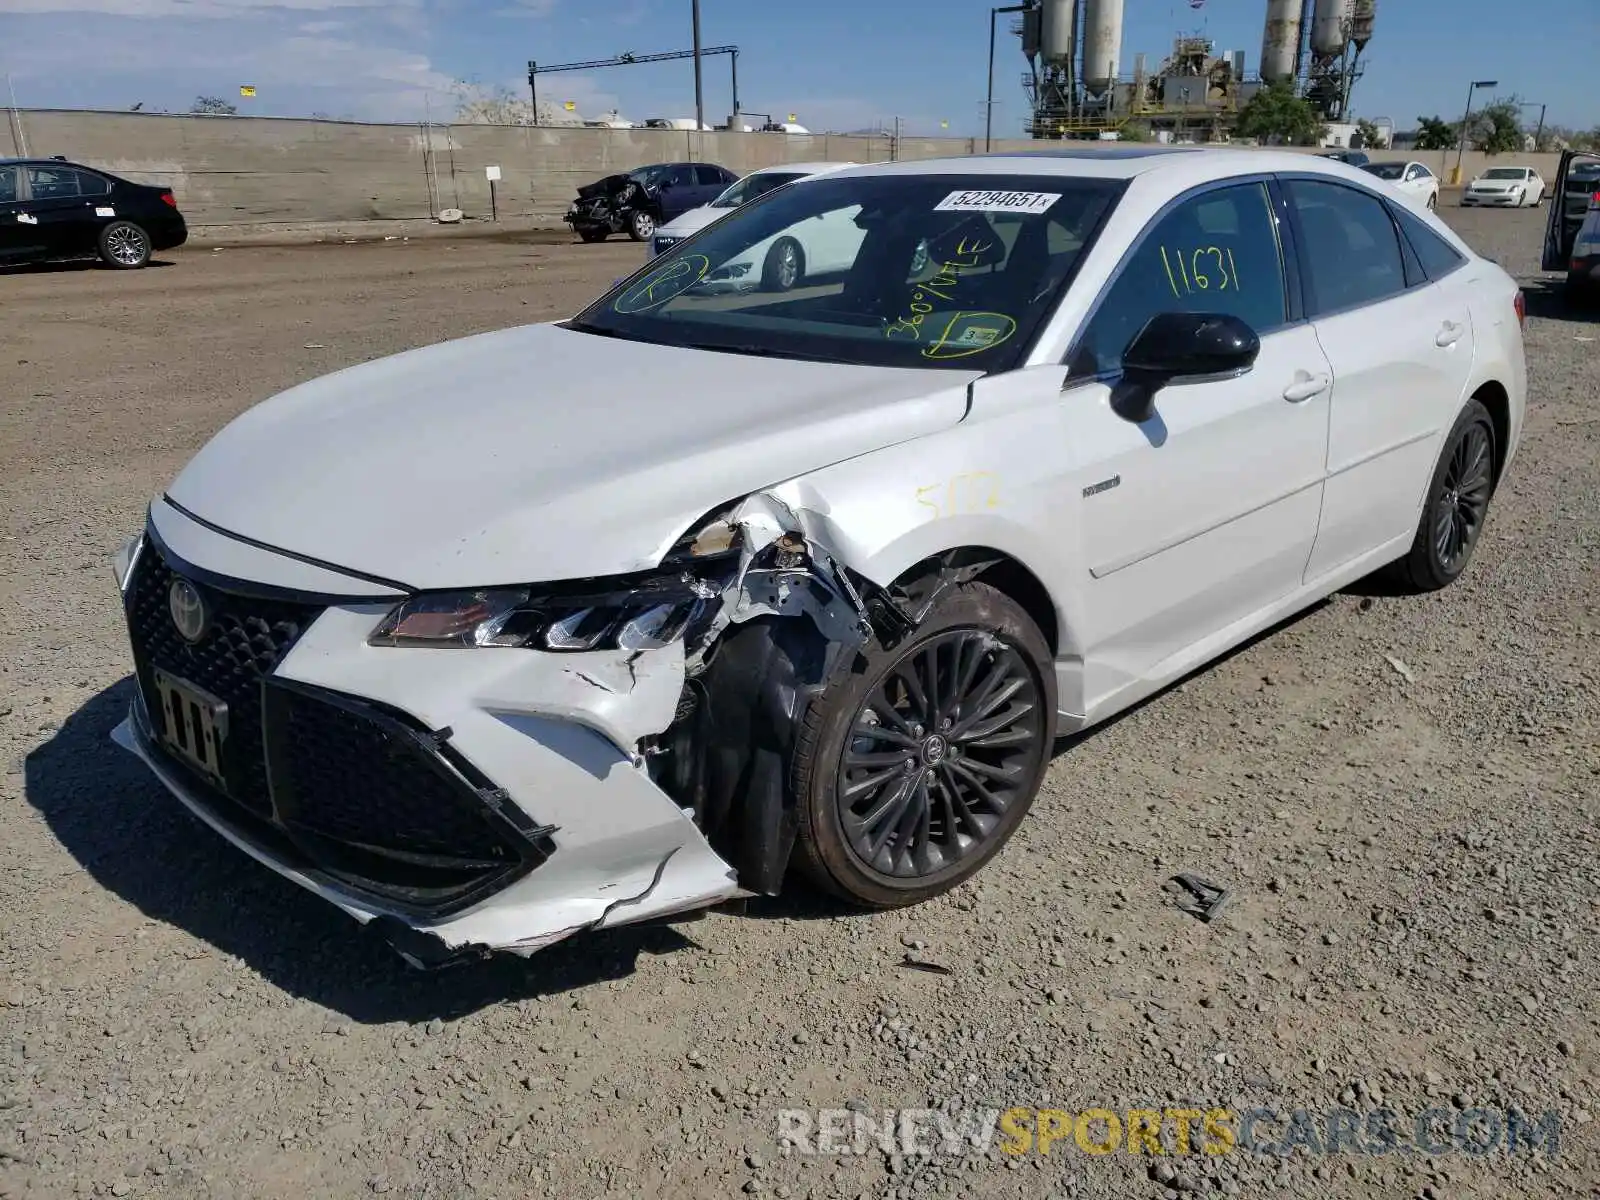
[677,341,816,361]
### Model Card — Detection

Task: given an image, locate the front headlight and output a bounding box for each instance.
[368,517,744,652]
[368,580,716,652]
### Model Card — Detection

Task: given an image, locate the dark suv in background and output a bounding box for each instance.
[0,157,187,269]
[563,161,739,242]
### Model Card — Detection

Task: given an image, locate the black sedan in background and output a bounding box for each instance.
[1,157,187,269]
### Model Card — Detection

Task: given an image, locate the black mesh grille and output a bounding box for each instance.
[270,686,514,860]
[262,682,537,909]
[122,536,551,916]
[124,542,321,818]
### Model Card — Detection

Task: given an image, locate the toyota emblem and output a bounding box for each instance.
[168,577,209,644]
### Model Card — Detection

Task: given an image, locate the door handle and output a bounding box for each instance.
[1282,373,1330,403]
[1435,321,1464,347]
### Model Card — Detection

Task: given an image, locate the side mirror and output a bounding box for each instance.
[1110,311,1261,424]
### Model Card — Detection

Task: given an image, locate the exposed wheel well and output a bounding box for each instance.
[1472,380,1511,491]
[889,549,1060,655]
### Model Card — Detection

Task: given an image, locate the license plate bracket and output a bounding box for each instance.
[152,667,230,788]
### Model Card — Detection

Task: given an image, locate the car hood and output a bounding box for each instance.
[655,205,727,238]
[166,323,976,590]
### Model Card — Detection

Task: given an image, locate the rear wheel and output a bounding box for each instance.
[1386,399,1496,593]
[793,582,1057,908]
[627,210,655,242]
[98,221,151,269]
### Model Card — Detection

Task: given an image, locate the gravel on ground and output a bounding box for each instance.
[1,206,1596,1200]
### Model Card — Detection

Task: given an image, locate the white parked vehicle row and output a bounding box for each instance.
[110,148,1526,966]
[1461,165,1546,207]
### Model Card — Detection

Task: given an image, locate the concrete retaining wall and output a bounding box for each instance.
[1,109,1569,229]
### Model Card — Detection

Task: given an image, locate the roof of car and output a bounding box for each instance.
[747,161,856,177]
[825,146,1386,185]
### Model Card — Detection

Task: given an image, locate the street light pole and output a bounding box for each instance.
[1454,78,1497,182]
[985,3,1029,153]
[691,0,705,132]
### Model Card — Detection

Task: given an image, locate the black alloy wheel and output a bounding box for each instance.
[1388,397,1497,592]
[838,629,1043,878]
[794,581,1056,907]
[1432,417,1493,575]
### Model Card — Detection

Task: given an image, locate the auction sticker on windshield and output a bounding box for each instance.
[934,190,1060,215]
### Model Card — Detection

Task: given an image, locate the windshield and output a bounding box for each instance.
[628,166,669,187]
[1482,168,1527,180]
[569,173,1124,372]
[1362,163,1405,180]
[712,171,809,208]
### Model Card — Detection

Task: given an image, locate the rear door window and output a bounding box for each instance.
[0,166,17,203]
[1283,178,1408,315]
[26,165,83,199]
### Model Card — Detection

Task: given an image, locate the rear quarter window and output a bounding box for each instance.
[1392,206,1467,281]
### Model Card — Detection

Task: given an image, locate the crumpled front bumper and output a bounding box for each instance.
[113,578,747,967]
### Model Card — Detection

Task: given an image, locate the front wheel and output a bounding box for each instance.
[98,221,151,269]
[627,210,655,242]
[792,581,1057,908]
[577,228,607,244]
[1386,399,1496,593]
[761,237,805,291]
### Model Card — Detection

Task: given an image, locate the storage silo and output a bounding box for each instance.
[1040,0,1076,64]
[1021,5,1042,60]
[1349,0,1376,49]
[1082,0,1124,94]
[1260,0,1302,82]
[1311,0,1351,56]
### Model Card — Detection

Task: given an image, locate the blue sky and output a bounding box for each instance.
[0,0,1592,134]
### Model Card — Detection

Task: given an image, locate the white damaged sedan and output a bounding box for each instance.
[112,148,1526,966]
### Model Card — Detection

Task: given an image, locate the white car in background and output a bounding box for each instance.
[1360,160,1441,210]
[1461,166,1546,207]
[649,161,861,291]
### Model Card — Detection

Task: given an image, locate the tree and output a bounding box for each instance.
[1116,121,1150,142]
[1414,115,1457,151]
[1469,97,1523,155]
[450,81,581,127]
[190,95,237,116]
[1354,118,1384,149]
[1234,81,1327,146]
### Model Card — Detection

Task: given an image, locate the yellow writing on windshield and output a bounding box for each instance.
[1159,245,1241,298]
[886,236,1002,343]
[613,254,711,314]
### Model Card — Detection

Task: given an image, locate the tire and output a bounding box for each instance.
[1386,398,1496,593]
[792,581,1058,908]
[1566,273,1594,307]
[627,210,655,242]
[761,237,805,292]
[578,228,607,244]
[98,221,151,269]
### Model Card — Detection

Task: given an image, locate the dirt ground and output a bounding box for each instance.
[1,207,1596,1200]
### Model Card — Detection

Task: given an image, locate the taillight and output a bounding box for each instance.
[160,192,177,208]
[1513,290,1526,328]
